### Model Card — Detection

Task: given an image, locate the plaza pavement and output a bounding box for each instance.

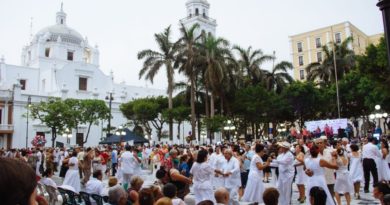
[53,169,379,205]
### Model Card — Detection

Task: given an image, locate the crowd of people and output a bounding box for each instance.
[2,134,390,205]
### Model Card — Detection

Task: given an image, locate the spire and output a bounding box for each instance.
[56,2,67,25]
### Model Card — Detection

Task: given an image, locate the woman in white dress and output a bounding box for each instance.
[62,151,81,193]
[297,145,338,205]
[378,140,390,182]
[190,149,223,204]
[348,144,364,199]
[334,148,353,205]
[295,144,307,203]
[242,144,271,205]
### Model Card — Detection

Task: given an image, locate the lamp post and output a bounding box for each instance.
[115,126,126,146]
[105,92,114,137]
[62,128,72,146]
[369,105,388,135]
[25,96,31,148]
[223,120,236,142]
[377,0,390,70]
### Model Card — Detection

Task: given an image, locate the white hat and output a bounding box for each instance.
[320,135,328,140]
[280,141,291,149]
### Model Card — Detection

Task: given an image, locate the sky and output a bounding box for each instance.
[0,0,384,89]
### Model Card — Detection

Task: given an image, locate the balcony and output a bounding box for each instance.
[0,90,12,101]
[180,15,217,25]
[0,124,14,134]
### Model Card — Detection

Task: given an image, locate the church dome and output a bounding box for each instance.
[34,24,83,45]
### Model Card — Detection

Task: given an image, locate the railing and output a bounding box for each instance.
[0,124,14,131]
[180,15,217,24]
[0,90,12,100]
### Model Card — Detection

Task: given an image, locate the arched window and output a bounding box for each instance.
[195,8,199,16]
[203,9,206,18]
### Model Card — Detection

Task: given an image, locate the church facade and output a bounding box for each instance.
[0,0,217,148]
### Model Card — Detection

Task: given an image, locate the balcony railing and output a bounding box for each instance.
[180,15,217,24]
[0,124,14,131]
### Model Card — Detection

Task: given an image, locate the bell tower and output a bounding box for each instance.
[180,0,217,37]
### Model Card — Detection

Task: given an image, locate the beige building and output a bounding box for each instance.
[289,21,383,81]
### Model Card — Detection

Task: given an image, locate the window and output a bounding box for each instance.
[203,9,206,18]
[297,42,302,53]
[195,8,199,16]
[189,9,192,17]
[45,48,50,57]
[67,51,74,61]
[79,77,87,91]
[317,52,322,62]
[298,56,304,66]
[28,50,31,61]
[61,19,63,24]
[335,33,341,44]
[315,38,321,48]
[20,79,26,90]
[299,70,305,80]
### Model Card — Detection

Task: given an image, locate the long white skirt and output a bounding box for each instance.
[63,169,80,193]
[334,171,354,194]
[193,181,215,205]
[242,173,264,203]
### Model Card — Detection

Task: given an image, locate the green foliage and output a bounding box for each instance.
[281,82,323,126]
[203,115,226,133]
[30,98,109,147]
[120,96,169,141]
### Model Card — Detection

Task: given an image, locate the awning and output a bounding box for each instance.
[99,128,149,145]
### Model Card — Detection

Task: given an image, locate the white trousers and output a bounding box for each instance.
[277,176,294,205]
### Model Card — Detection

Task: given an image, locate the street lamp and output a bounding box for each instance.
[223,120,236,142]
[115,126,126,146]
[25,96,31,148]
[62,128,72,146]
[105,92,114,137]
[369,104,388,134]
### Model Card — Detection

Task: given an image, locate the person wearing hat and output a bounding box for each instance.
[270,141,295,205]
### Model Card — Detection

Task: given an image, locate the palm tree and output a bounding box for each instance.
[176,23,202,141]
[233,46,274,86]
[138,26,180,141]
[264,61,294,93]
[198,34,231,117]
[306,37,354,86]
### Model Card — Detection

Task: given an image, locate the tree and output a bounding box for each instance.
[306,37,354,86]
[30,98,71,147]
[233,46,273,86]
[79,99,110,145]
[138,26,181,141]
[176,23,202,141]
[120,96,169,141]
[198,34,231,117]
[282,82,323,127]
[264,61,294,93]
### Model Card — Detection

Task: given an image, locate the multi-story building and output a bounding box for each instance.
[0,0,219,149]
[290,21,383,81]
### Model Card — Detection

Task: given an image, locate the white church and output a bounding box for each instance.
[0,0,217,148]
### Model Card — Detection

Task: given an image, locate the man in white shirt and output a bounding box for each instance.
[221,149,241,205]
[362,137,380,192]
[120,146,141,187]
[36,148,42,176]
[270,141,294,205]
[86,170,105,195]
[211,146,226,188]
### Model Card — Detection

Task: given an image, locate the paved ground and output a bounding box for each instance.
[53,169,379,205]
